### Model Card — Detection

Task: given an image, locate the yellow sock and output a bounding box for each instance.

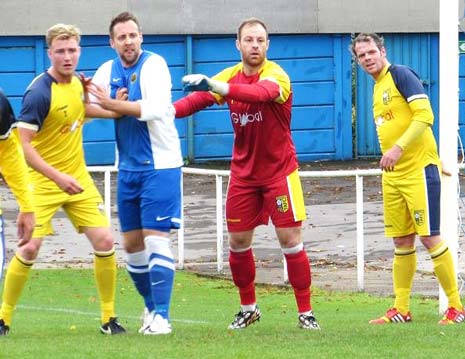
[94,248,116,324]
[428,240,463,310]
[393,247,416,315]
[0,254,34,326]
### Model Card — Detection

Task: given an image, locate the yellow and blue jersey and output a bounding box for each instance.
[373,64,439,177]
[16,73,90,188]
[0,91,33,212]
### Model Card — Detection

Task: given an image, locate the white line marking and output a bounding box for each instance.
[17,304,209,324]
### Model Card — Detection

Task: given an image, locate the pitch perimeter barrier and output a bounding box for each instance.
[180,167,383,292]
[88,165,385,292]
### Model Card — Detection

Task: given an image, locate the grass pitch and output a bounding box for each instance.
[0,269,461,358]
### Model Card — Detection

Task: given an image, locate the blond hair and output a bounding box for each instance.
[46,23,81,47]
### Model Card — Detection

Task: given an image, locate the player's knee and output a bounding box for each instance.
[393,234,416,248]
[228,231,253,249]
[17,240,41,261]
[277,227,302,248]
[123,240,144,253]
[93,231,115,252]
[144,235,173,258]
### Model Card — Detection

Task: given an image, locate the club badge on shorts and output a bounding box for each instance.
[276,195,289,213]
[414,210,424,226]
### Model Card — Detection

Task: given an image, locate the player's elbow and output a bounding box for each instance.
[138,100,175,122]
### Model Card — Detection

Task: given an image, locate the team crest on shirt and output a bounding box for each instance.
[414,210,425,226]
[131,73,137,83]
[276,195,289,213]
[58,105,69,118]
[382,88,392,105]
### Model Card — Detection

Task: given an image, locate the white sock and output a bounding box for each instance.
[241,304,256,312]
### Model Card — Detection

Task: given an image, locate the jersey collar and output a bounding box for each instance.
[375,63,391,82]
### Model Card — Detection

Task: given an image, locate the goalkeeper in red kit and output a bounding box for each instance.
[174,17,320,330]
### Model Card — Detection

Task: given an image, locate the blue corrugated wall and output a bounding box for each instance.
[0,33,377,164]
[181,34,353,162]
[3,32,463,163]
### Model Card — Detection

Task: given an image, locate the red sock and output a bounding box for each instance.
[285,250,311,313]
[229,248,256,305]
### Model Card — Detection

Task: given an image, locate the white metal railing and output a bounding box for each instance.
[87,166,118,221]
[178,167,230,273]
[88,165,383,291]
[180,165,465,291]
[181,167,382,291]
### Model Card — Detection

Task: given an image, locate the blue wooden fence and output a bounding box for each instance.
[0,33,354,164]
[186,34,353,162]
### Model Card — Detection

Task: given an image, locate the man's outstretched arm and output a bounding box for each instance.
[182,74,281,103]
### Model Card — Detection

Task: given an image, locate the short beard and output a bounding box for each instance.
[244,56,265,68]
[121,50,140,67]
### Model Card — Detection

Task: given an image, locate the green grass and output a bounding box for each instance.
[0,269,462,358]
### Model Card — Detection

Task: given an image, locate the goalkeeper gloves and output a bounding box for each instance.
[182,74,229,96]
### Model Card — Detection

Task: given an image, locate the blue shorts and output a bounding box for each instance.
[117,168,182,233]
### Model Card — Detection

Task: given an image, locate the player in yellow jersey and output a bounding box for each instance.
[351,33,465,325]
[0,24,126,336]
[0,91,35,307]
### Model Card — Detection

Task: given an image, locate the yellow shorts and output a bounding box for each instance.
[32,181,108,238]
[382,164,440,238]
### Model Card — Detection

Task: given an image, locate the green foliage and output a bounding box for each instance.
[0,269,462,359]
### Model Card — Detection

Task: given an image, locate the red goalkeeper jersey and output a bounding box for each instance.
[174,59,298,185]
